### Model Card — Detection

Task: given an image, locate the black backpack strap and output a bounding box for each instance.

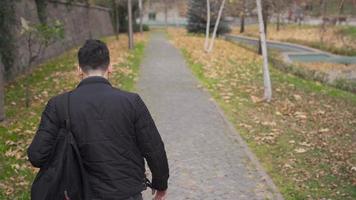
[54,91,72,131]
[64,91,72,131]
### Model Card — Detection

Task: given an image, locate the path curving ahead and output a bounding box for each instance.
[225,34,356,65]
[138,31,283,200]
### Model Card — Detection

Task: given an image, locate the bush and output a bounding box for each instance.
[119,23,150,33]
[186,0,230,35]
[142,24,150,32]
[133,24,150,32]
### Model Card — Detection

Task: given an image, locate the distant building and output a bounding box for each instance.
[142,0,188,27]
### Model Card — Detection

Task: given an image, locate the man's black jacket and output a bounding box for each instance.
[28,76,169,199]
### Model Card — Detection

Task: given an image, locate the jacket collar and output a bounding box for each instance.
[77,76,112,88]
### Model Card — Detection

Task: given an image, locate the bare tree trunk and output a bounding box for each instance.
[204,0,210,51]
[207,0,226,53]
[322,0,327,16]
[258,2,268,55]
[174,0,179,27]
[0,58,5,121]
[86,3,92,39]
[256,0,272,102]
[337,0,345,24]
[240,0,246,33]
[128,0,134,49]
[111,0,119,40]
[240,12,245,33]
[276,12,280,31]
[117,6,120,39]
[164,0,168,27]
[139,0,143,33]
[320,0,327,42]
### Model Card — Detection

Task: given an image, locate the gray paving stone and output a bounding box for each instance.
[137,32,283,200]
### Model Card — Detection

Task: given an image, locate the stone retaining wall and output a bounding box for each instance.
[8,0,114,80]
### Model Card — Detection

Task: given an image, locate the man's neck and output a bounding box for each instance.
[83,72,107,79]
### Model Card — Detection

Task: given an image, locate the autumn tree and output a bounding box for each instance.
[270,0,293,31]
[110,0,120,39]
[139,0,143,33]
[204,0,211,51]
[207,0,226,53]
[187,0,230,35]
[256,0,272,102]
[224,0,256,34]
[239,0,246,33]
[0,56,4,121]
[128,0,134,49]
[258,0,269,55]
[21,18,64,107]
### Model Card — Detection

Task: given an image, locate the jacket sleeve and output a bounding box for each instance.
[27,97,60,168]
[133,94,169,191]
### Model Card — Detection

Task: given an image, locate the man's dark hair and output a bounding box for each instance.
[78,39,110,72]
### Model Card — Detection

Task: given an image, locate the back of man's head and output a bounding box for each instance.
[78,39,110,73]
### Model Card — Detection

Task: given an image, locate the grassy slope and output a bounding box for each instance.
[0,35,146,199]
[169,29,356,200]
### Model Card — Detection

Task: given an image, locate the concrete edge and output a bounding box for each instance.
[208,98,285,200]
[164,31,285,199]
[48,0,112,11]
[170,39,285,199]
[225,34,327,54]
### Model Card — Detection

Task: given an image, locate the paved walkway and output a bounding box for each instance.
[138,32,283,200]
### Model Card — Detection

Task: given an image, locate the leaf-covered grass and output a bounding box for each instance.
[338,26,356,39]
[168,28,356,200]
[0,34,147,199]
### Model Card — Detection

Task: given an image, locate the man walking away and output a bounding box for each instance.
[28,40,169,200]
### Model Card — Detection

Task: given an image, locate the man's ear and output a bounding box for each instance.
[108,64,113,73]
[77,65,83,75]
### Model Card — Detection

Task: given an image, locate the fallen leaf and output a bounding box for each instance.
[295,148,307,153]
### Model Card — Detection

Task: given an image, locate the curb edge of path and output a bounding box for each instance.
[208,98,285,200]
[176,45,285,199]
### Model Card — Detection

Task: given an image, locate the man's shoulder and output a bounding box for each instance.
[110,87,139,101]
[49,91,70,103]
[49,88,140,105]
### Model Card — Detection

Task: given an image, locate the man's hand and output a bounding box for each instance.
[152,189,167,200]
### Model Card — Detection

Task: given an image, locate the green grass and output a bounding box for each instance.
[0,37,146,199]
[112,42,145,92]
[271,58,356,105]
[242,24,356,56]
[179,41,356,200]
[339,26,356,39]
[284,38,356,56]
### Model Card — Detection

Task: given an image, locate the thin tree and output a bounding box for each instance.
[86,1,92,39]
[164,0,168,27]
[275,1,281,31]
[111,0,119,39]
[128,0,134,49]
[139,0,143,33]
[204,0,210,51]
[258,1,268,55]
[0,57,5,121]
[320,0,327,42]
[337,0,345,24]
[207,0,226,53]
[256,0,272,102]
[174,0,179,27]
[240,0,246,33]
[21,18,64,107]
